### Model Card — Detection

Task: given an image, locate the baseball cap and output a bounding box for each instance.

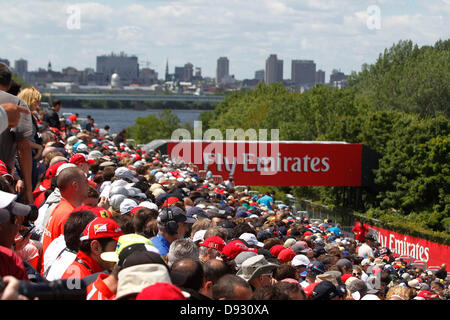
[0,191,31,223]
[158,206,196,224]
[192,230,207,243]
[221,240,258,260]
[72,205,113,219]
[80,217,123,241]
[239,233,264,248]
[312,280,347,300]
[291,254,310,267]
[269,244,285,258]
[199,236,226,253]
[56,163,78,176]
[120,198,138,215]
[162,196,181,207]
[307,261,326,274]
[75,143,88,153]
[88,150,105,161]
[100,233,159,265]
[416,290,438,300]
[278,248,296,263]
[115,167,138,183]
[136,282,187,300]
[70,153,95,165]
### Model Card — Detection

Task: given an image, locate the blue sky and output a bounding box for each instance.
[1,0,449,81]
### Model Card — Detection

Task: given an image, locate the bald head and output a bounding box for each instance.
[170,259,204,291]
[57,167,89,206]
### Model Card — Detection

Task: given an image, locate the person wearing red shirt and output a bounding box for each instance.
[61,217,123,280]
[352,221,369,243]
[42,166,89,255]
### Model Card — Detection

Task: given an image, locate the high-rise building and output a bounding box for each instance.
[184,63,193,82]
[330,69,347,83]
[315,69,325,84]
[254,69,264,82]
[174,66,184,81]
[14,59,28,77]
[194,67,202,78]
[165,59,170,82]
[265,54,283,84]
[216,57,229,84]
[291,60,316,86]
[96,52,139,85]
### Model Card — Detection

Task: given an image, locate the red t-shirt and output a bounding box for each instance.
[0,246,29,280]
[352,225,368,242]
[42,198,75,255]
[86,273,115,300]
[61,250,103,280]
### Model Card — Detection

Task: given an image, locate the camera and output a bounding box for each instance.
[18,279,87,300]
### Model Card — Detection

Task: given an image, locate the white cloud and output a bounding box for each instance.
[0,0,448,79]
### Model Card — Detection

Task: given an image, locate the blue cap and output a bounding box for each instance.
[307,261,326,274]
[236,210,248,218]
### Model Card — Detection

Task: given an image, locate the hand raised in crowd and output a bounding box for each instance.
[98,196,110,210]
[1,103,30,128]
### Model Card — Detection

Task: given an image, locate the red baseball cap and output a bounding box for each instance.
[80,217,123,241]
[200,236,226,253]
[269,244,285,258]
[70,153,95,165]
[304,282,319,297]
[341,273,353,284]
[162,196,180,207]
[221,240,257,260]
[277,248,296,262]
[45,161,67,179]
[417,290,438,300]
[136,283,187,300]
[73,205,112,218]
[90,207,113,218]
[304,231,313,236]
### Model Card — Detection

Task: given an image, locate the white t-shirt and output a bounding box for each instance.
[358,243,374,258]
[43,235,76,281]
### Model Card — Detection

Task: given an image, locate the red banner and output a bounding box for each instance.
[167,141,363,186]
[366,224,450,268]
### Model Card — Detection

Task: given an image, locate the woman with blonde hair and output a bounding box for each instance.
[385,285,413,300]
[17,87,44,189]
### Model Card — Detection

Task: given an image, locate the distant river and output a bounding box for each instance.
[61,108,207,135]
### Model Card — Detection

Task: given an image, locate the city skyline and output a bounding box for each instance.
[1,0,449,80]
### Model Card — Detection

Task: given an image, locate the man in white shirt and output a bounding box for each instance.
[43,209,96,280]
[357,235,376,258]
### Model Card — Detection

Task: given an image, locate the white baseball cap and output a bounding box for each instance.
[120,198,138,215]
[291,254,311,267]
[239,232,264,248]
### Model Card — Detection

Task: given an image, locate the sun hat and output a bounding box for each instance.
[236,255,278,282]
